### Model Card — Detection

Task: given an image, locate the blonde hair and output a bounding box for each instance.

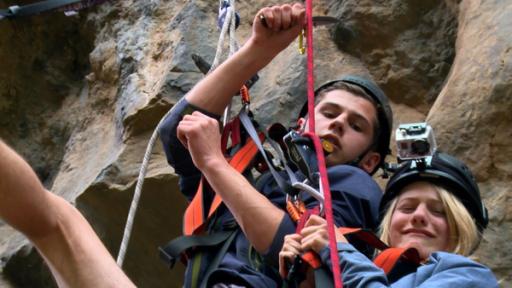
[379,183,481,256]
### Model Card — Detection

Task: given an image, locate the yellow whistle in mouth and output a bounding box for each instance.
[321,139,334,155]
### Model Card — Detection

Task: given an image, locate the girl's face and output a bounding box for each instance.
[389,181,452,259]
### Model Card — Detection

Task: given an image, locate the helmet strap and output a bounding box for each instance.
[345,144,374,172]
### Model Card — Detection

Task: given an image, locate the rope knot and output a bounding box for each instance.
[217,0,240,30]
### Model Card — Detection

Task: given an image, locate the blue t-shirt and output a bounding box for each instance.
[159,98,383,287]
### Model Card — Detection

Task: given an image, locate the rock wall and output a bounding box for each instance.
[0,0,510,287]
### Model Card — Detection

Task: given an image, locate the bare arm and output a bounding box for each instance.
[202,151,286,252]
[185,3,306,114]
[0,140,134,288]
[0,140,56,237]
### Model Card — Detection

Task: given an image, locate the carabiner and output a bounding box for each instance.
[298,30,306,54]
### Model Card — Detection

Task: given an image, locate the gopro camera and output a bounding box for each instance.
[395,123,437,161]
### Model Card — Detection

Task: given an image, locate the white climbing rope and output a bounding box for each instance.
[211,0,240,125]
[116,0,241,267]
[116,107,174,266]
[211,0,240,71]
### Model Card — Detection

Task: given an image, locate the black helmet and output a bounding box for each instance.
[299,75,393,172]
[380,152,489,232]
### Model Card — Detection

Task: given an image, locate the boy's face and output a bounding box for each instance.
[302,89,381,172]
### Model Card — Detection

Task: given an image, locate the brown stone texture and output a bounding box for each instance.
[0,0,510,286]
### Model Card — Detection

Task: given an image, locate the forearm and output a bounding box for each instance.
[0,140,56,238]
[0,140,134,287]
[185,39,276,115]
[202,158,285,253]
[34,194,134,288]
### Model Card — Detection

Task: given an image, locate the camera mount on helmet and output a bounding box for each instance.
[381,123,489,232]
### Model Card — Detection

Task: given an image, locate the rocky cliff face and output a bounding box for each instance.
[0,0,510,287]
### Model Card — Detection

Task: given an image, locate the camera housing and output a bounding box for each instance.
[395,123,437,161]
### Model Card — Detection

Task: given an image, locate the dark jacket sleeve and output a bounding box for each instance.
[158,98,221,201]
[255,172,296,263]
